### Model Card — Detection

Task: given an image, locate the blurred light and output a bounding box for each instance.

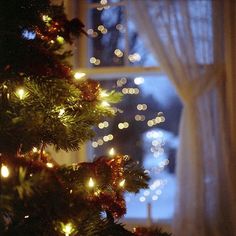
[108,134,113,140]
[97,25,105,31]
[103,121,109,127]
[100,90,108,98]
[114,49,123,57]
[137,104,142,110]
[100,0,107,4]
[88,177,95,188]
[101,28,108,34]
[58,108,65,117]
[1,164,9,178]
[87,29,94,35]
[147,120,154,127]
[123,122,129,128]
[98,123,104,129]
[46,162,54,168]
[74,72,86,80]
[119,179,126,187]
[56,35,64,44]
[90,57,96,64]
[94,59,101,65]
[118,123,124,129]
[152,195,158,201]
[42,15,52,22]
[143,190,150,196]
[101,101,110,107]
[103,136,109,142]
[32,147,38,153]
[97,139,104,145]
[92,142,98,148]
[139,196,146,202]
[92,32,98,37]
[134,77,144,85]
[16,88,26,100]
[108,147,115,156]
[61,222,75,236]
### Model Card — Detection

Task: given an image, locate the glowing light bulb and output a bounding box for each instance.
[16,88,26,100]
[88,177,95,188]
[61,222,75,236]
[58,108,65,117]
[100,90,108,98]
[46,162,54,168]
[119,179,126,187]
[1,164,10,178]
[101,101,110,107]
[108,148,115,157]
[32,147,38,153]
[57,35,65,44]
[42,15,52,22]
[74,72,86,80]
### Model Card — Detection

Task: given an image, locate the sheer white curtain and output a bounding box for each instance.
[129,0,236,235]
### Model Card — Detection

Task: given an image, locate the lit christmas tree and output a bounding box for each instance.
[0,1,150,235]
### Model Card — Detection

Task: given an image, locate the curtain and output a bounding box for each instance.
[129,0,236,235]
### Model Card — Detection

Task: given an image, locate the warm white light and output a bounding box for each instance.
[101,101,110,107]
[32,147,38,153]
[119,179,126,187]
[88,177,95,188]
[46,162,54,168]
[94,59,101,65]
[62,222,74,236]
[1,164,10,178]
[58,108,65,117]
[108,147,115,156]
[100,90,109,98]
[100,0,107,5]
[42,15,52,22]
[16,88,26,100]
[74,72,86,80]
[98,25,105,31]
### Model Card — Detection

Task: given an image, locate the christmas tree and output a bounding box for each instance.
[0,1,150,235]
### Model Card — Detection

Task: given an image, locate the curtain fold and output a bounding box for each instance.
[129,0,236,235]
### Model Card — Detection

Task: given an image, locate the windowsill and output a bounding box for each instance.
[122,218,173,233]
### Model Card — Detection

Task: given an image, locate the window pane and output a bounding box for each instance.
[90,75,182,220]
[87,1,159,67]
[88,5,126,67]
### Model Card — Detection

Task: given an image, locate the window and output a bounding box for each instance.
[76,0,182,223]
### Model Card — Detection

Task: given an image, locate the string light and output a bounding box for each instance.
[56,35,64,44]
[61,222,75,236]
[58,108,65,117]
[108,147,115,157]
[32,147,38,153]
[42,15,52,23]
[101,101,110,107]
[119,179,126,187]
[16,88,26,100]
[46,162,54,168]
[100,90,109,98]
[88,177,95,188]
[1,164,10,178]
[74,72,86,80]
